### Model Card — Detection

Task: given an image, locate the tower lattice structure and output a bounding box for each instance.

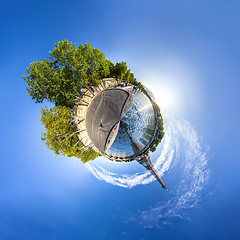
[136,155,167,189]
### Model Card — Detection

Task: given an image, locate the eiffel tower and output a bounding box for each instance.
[136,155,167,189]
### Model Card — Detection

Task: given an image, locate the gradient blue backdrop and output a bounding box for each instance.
[1,0,240,239]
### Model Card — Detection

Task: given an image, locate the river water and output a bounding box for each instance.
[106,87,156,157]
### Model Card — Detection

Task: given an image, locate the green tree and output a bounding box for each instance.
[109,61,135,82]
[40,105,99,163]
[149,103,165,153]
[80,147,100,163]
[23,39,111,108]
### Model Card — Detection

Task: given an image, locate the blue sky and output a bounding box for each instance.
[1,0,240,239]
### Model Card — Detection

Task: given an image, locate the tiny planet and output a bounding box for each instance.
[73,78,167,189]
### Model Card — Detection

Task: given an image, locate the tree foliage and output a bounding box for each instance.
[23,39,111,108]
[109,61,135,82]
[80,148,100,164]
[40,105,100,163]
[23,39,137,108]
[149,102,165,153]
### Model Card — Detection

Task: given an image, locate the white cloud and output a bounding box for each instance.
[85,116,211,227]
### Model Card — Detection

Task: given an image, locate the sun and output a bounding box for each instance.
[143,82,180,113]
[155,87,177,111]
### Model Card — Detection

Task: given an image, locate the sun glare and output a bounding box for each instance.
[144,82,180,113]
[155,87,177,110]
